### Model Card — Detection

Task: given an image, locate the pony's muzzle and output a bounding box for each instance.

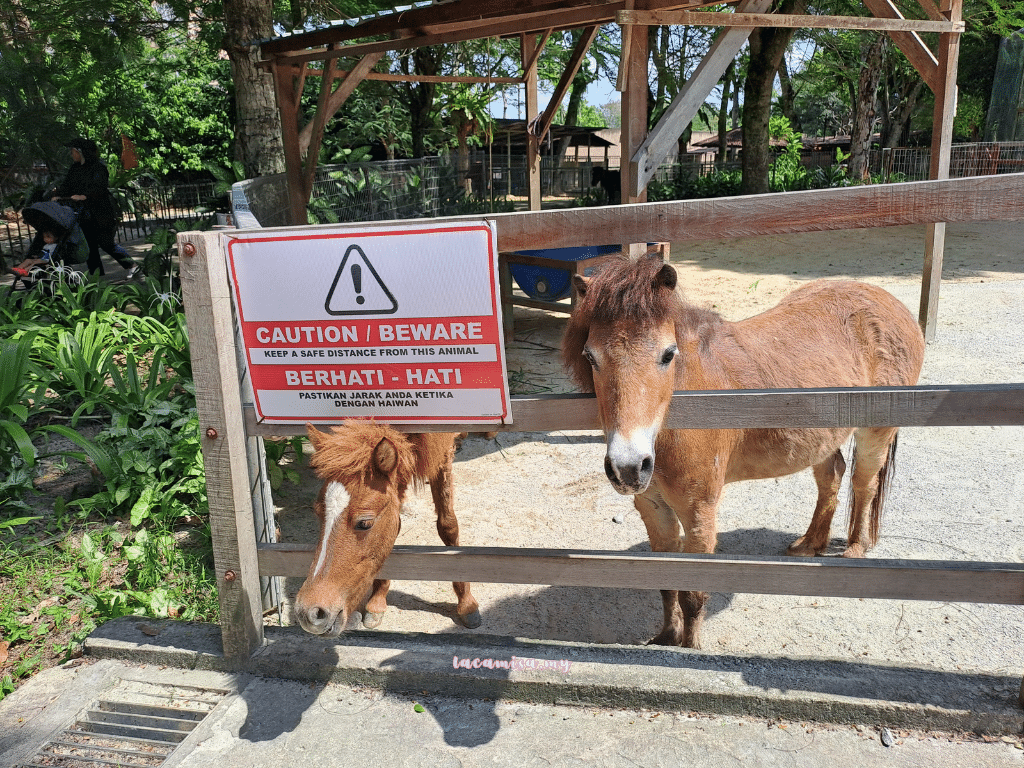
[604,451,655,495]
[295,604,349,637]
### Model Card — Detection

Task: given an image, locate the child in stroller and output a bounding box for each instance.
[7,201,85,289]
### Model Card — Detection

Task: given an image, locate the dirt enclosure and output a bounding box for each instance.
[272,220,1024,680]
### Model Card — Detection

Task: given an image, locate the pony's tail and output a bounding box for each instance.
[846,433,899,550]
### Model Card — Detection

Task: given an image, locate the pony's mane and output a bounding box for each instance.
[308,421,418,491]
[562,255,722,391]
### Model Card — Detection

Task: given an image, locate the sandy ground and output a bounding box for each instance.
[272,220,1024,678]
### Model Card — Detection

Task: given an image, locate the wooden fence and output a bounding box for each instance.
[178,173,1024,704]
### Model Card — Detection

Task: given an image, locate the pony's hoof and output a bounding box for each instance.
[842,544,867,558]
[362,611,386,629]
[460,610,482,629]
[646,630,685,647]
[786,538,821,557]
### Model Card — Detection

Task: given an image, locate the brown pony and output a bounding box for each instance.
[294,422,480,636]
[562,255,925,649]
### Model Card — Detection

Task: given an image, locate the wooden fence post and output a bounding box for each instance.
[178,230,264,662]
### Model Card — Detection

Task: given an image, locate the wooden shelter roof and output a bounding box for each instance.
[256,0,965,340]
[259,0,707,61]
[491,119,615,150]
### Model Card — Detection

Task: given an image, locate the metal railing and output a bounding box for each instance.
[877,142,1024,181]
[0,181,218,257]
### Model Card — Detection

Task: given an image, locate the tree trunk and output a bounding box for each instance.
[718,59,735,167]
[740,0,805,194]
[453,110,476,194]
[848,35,887,183]
[403,47,441,159]
[882,79,925,148]
[778,55,798,129]
[555,77,589,192]
[223,0,285,177]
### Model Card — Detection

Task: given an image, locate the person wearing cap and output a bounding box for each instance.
[52,137,139,278]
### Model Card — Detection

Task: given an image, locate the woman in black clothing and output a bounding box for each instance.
[53,138,139,277]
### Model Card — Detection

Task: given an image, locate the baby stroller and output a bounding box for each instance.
[6,201,86,297]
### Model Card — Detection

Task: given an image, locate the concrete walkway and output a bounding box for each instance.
[2,632,1022,768]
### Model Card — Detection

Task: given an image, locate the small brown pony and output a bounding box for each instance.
[294,422,480,636]
[562,256,925,649]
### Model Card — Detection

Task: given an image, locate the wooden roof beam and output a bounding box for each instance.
[861,0,941,93]
[618,8,964,32]
[305,70,522,83]
[260,0,703,55]
[628,0,771,196]
[297,53,385,163]
[521,29,552,77]
[914,0,946,21]
[534,25,600,143]
[267,8,601,67]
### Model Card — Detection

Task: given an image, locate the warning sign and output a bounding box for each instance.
[224,221,511,425]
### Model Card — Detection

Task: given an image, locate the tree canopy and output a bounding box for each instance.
[0,0,1013,189]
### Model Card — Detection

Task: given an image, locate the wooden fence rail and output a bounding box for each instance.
[258,545,1024,606]
[245,383,1024,436]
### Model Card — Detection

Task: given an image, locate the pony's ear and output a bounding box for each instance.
[306,423,328,451]
[655,263,677,291]
[372,437,399,475]
[572,274,589,298]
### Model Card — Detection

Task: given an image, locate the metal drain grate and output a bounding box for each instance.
[16,680,228,767]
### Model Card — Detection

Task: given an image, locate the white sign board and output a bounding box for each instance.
[224,221,511,425]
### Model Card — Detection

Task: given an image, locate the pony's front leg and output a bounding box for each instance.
[430,453,481,628]
[362,579,391,629]
[635,491,687,646]
[667,486,722,650]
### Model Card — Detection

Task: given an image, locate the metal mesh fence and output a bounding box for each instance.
[233,153,606,228]
[876,142,1024,181]
[985,34,1024,141]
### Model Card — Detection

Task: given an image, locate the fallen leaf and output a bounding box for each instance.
[413,703,425,713]
[0,640,8,663]
[136,623,161,637]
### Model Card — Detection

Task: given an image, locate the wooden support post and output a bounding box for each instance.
[271,63,309,226]
[619,16,648,257]
[523,34,542,211]
[178,230,264,663]
[918,0,961,341]
[630,0,771,194]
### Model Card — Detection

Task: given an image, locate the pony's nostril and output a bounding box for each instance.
[604,455,618,482]
[308,606,330,626]
[640,456,654,476]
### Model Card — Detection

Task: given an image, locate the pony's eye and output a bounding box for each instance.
[583,349,598,369]
[660,346,678,366]
[354,518,374,531]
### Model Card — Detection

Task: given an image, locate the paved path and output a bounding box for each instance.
[2,656,1022,768]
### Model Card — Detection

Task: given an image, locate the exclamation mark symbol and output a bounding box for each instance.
[352,263,364,305]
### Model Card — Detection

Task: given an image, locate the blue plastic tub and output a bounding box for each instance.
[509,244,622,301]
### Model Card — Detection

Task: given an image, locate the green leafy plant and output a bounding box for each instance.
[0,333,53,511]
[200,160,246,213]
[768,115,811,192]
[263,436,306,490]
